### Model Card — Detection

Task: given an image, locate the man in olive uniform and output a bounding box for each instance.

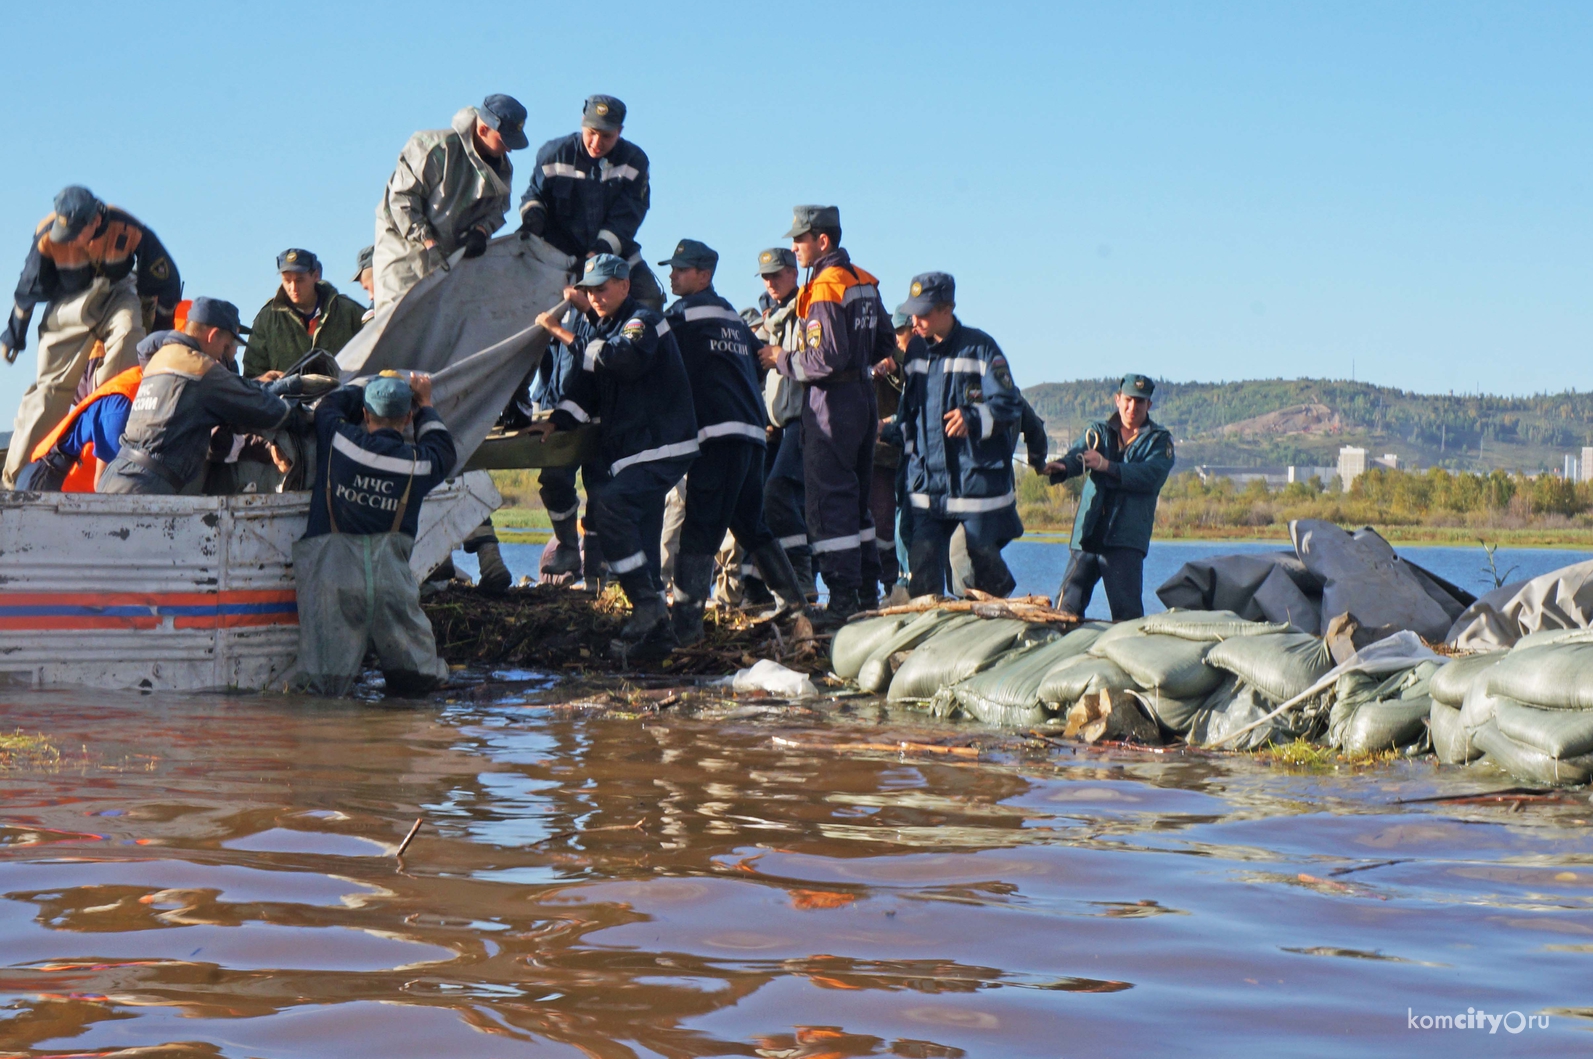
[243,248,367,377]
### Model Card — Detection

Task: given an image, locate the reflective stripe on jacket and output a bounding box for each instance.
[665,288,765,445]
[519,133,650,260]
[777,249,895,385]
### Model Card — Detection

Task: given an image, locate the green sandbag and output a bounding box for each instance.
[1192,681,1293,749]
[832,615,913,678]
[1430,701,1479,764]
[1038,654,1137,706]
[952,624,1109,727]
[888,619,1029,701]
[855,610,981,692]
[1133,673,1237,734]
[1458,679,1512,760]
[1428,651,1506,707]
[1206,633,1334,705]
[1485,643,1593,710]
[1493,699,1593,760]
[1343,698,1432,754]
[1139,609,1294,641]
[1085,617,1153,656]
[1099,633,1222,699]
[1329,662,1438,752]
[1473,720,1593,786]
[1507,627,1593,652]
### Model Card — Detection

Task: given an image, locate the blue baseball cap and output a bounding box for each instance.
[48,185,102,244]
[897,271,955,316]
[276,248,320,274]
[575,253,631,287]
[187,297,250,339]
[891,310,912,330]
[658,238,718,270]
[582,94,626,131]
[479,94,529,150]
[365,373,414,418]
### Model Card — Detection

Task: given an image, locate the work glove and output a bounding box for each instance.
[461,228,488,259]
[518,205,546,240]
[2,316,26,363]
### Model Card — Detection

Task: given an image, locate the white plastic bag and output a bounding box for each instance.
[732,659,819,699]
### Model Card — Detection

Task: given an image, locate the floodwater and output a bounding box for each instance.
[1,685,1590,1056]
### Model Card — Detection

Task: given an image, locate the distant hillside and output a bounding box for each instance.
[1021,378,1593,473]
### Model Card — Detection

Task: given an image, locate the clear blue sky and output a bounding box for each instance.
[2,0,1588,424]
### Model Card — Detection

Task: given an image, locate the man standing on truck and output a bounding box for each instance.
[1045,374,1175,620]
[290,371,456,697]
[3,186,181,487]
[372,94,528,312]
[243,249,367,377]
[97,298,295,495]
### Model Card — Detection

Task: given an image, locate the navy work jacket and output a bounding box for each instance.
[664,287,766,446]
[519,133,650,261]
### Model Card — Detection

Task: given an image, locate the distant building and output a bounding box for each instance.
[1374,453,1400,470]
[1566,454,1580,481]
[1287,465,1336,485]
[1338,446,1368,492]
[1195,465,1290,489]
[1582,446,1593,483]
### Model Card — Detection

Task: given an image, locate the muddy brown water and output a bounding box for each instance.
[0,677,1590,1057]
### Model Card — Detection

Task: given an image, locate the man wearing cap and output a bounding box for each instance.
[242,249,367,378]
[518,95,663,309]
[892,272,1024,598]
[757,205,896,621]
[531,254,698,653]
[3,186,181,488]
[352,246,376,323]
[290,370,456,697]
[373,94,528,311]
[747,246,816,601]
[1045,375,1175,620]
[658,239,807,642]
[97,298,295,495]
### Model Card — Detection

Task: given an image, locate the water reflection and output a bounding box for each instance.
[0,687,1588,1055]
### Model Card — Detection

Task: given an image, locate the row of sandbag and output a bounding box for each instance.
[832,608,1444,753]
[1428,628,1593,785]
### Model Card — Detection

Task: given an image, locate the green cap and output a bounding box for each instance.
[575,253,630,286]
[1119,373,1155,399]
[657,238,718,270]
[755,247,797,276]
[783,204,840,238]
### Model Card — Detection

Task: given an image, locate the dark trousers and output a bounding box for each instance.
[680,439,774,556]
[802,383,879,594]
[587,455,694,593]
[1057,547,1145,620]
[909,515,1017,599]
[765,421,808,551]
[869,461,899,587]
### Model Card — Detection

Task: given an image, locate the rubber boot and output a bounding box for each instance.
[670,553,716,646]
[787,547,818,603]
[581,518,607,592]
[473,540,512,596]
[815,585,861,629]
[750,542,808,620]
[420,556,457,598]
[612,572,674,662]
[541,515,582,580]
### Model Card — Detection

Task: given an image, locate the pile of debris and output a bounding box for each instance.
[422,584,822,675]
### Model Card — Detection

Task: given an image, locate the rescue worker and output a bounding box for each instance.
[291,371,456,697]
[3,186,181,487]
[893,273,1023,599]
[352,245,375,322]
[15,361,140,492]
[529,303,608,588]
[242,249,367,378]
[1045,374,1175,620]
[659,239,807,643]
[531,255,698,652]
[517,95,664,309]
[757,206,896,620]
[373,94,528,311]
[748,247,815,600]
[97,298,293,495]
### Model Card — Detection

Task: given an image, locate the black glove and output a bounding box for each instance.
[2,316,26,362]
[461,228,488,259]
[518,205,546,240]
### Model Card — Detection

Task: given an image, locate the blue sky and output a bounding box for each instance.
[1,0,1588,422]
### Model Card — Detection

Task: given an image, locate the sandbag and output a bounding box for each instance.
[1038,655,1137,706]
[1473,720,1593,786]
[1484,642,1593,710]
[1099,633,1223,699]
[888,619,1029,701]
[1139,609,1294,641]
[1430,701,1479,764]
[1458,678,1511,752]
[951,624,1110,727]
[1428,651,1506,707]
[1509,627,1593,652]
[832,615,914,678]
[1086,617,1153,656]
[1493,699,1593,760]
[1193,682,1293,749]
[856,611,983,692]
[1329,661,1438,753]
[1133,673,1237,734]
[1205,633,1334,705]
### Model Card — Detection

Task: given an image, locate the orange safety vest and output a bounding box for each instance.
[30,365,144,492]
[795,262,883,319]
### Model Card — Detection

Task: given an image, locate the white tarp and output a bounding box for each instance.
[336,233,575,472]
[1445,558,1593,650]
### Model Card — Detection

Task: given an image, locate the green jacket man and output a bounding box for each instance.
[1046,373,1175,620]
[243,248,366,378]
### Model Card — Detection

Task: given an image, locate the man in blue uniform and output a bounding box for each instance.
[291,371,457,696]
[532,255,697,653]
[892,273,1024,598]
[1045,374,1175,620]
[659,239,807,642]
[518,95,663,309]
[758,205,896,621]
